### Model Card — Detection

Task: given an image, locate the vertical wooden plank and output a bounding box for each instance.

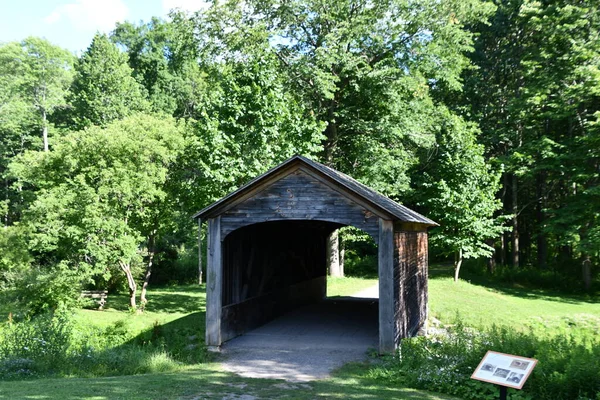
[206,216,222,349]
[198,218,203,285]
[378,218,395,353]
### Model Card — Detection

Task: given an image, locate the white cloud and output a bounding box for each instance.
[44,0,129,33]
[162,0,210,14]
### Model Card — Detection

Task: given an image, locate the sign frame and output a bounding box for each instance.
[471,350,537,390]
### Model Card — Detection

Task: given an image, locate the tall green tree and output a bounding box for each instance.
[66,34,148,129]
[413,112,506,281]
[210,0,495,195]
[111,14,207,118]
[10,114,184,309]
[463,0,600,285]
[0,38,74,226]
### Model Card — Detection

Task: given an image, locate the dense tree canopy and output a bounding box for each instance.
[0,0,599,313]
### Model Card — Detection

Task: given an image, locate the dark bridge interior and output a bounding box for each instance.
[220,220,346,341]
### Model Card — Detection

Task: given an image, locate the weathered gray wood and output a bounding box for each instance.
[220,276,326,342]
[198,218,203,285]
[81,290,108,310]
[220,170,380,240]
[206,216,222,348]
[378,218,395,353]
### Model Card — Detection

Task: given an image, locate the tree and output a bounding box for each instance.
[193,0,494,276]
[463,0,600,283]
[111,14,208,119]
[413,112,506,281]
[0,39,74,226]
[66,34,148,129]
[10,114,184,309]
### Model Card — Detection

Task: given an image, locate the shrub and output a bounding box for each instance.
[0,312,200,379]
[0,307,75,377]
[369,321,600,400]
[12,263,83,316]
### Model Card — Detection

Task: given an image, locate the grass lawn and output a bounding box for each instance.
[2,269,598,399]
[73,285,207,339]
[0,363,457,400]
[327,276,378,297]
[0,279,456,400]
[428,265,600,339]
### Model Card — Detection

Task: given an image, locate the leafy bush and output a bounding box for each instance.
[0,307,75,377]
[0,310,204,379]
[12,264,83,316]
[369,321,600,400]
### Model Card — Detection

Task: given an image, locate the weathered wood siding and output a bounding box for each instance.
[206,217,222,347]
[393,231,428,342]
[220,169,380,240]
[378,219,395,353]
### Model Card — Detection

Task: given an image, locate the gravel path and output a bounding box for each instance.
[219,291,379,382]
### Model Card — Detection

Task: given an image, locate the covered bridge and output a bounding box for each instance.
[194,155,436,353]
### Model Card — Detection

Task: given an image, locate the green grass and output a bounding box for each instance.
[3,268,598,399]
[327,276,378,297]
[0,362,457,400]
[428,265,600,340]
[73,285,207,336]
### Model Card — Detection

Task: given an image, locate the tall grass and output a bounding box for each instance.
[369,320,600,400]
[0,307,207,379]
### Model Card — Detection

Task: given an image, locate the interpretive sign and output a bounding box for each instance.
[471,350,537,390]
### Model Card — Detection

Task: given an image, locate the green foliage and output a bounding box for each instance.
[370,321,600,400]
[0,224,32,283]
[462,0,600,273]
[413,112,507,277]
[67,34,149,129]
[229,0,495,197]
[0,307,75,378]
[11,264,82,316]
[0,310,203,380]
[8,114,184,308]
[0,38,74,226]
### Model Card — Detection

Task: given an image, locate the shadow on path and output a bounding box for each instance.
[219,298,379,382]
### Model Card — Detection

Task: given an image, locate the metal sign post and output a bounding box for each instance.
[499,385,507,400]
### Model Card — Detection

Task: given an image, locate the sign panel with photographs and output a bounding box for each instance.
[471,351,537,390]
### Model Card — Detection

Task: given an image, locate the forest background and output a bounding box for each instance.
[0,0,598,313]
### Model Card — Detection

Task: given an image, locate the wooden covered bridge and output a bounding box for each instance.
[194,155,436,353]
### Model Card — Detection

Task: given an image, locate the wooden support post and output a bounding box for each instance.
[206,216,222,349]
[198,218,203,285]
[378,219,395,353]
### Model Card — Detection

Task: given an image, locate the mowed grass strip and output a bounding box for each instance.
[0,363,459,400]
[428,267,600,340]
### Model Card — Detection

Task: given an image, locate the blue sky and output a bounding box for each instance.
[0,0,208,54]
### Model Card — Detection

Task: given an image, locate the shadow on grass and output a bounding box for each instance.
[106,284,206,313]
[429,263,600,305]
[0,363,457,400]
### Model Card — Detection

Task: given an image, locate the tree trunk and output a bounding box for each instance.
[324,112,337,165]
[536,172,548,269]
[327,230,343,277]
[486,239,496,274]
[500,172,509,265]
[140,231,156,309]
[339,234,345,275]
[42,108,49,152]
[511,173,519,268]
[582,256,592,291]
[119,260,137,310]
[454,248,463,282]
